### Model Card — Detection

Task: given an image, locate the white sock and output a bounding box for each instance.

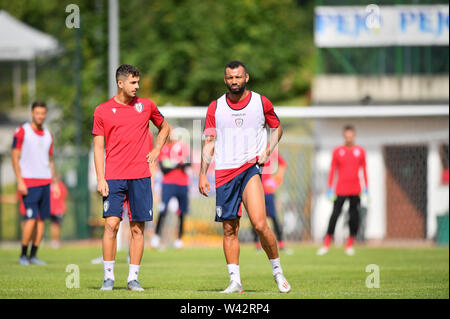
[269,258,283,276]
[227,264,241,284]
[128,264,140,283]
[103,260,115,281]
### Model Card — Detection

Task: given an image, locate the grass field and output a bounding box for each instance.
[0,243,448,299]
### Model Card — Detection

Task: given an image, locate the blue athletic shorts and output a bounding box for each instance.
[159,183,189,215]
[103,178,153,222]
[215,164,262,222]
[22,184,51,220]
[265,193,277,218]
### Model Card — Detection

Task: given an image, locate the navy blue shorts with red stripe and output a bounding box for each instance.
[22,184,51,220]
[103,178,153,222]
[215,163,262,222]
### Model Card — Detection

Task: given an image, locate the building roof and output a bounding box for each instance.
[0,10,59,61]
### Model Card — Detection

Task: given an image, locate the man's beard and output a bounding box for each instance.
[227,82,246,94]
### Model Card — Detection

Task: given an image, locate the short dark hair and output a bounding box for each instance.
[343,124,355,132]
[225,60,247,74]
[116,64,140,82]
[31,101,46,110]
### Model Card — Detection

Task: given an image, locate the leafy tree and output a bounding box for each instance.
[0,0,314,149]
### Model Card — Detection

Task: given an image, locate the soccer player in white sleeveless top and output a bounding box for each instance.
[11,101,60,266]
[199,61,291,293]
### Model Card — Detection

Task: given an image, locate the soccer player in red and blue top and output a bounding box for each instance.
[317,125,369,256]
[199,61,291,293]
[92,64,170,291]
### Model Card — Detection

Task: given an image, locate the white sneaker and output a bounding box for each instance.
[127,280,144,291]
[100,279,114,291]
[220,280,244,294]
[345,247,355,256]
[150,235,160,249]
[316,246,329,256]
[274,273,291,293]
[174,239,184,249]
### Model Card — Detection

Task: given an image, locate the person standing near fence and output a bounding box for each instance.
[317,125,368,256]
[199,60,291,293]
[92,64,169,291]
[12,101,60,266]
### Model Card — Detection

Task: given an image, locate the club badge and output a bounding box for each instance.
[134,102,143,113]
[103,200,110,212]
[216,206,223,218]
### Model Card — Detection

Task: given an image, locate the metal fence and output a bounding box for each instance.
[1,106,448,246]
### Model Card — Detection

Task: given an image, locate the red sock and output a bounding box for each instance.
[323,235,332,248]
[346,236,354,248]
[256,242,262,249]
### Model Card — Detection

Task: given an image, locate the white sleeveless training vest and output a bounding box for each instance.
[214,91,267,170]
[19,123,52,179]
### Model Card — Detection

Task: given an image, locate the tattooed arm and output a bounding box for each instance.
[198,135,215,197]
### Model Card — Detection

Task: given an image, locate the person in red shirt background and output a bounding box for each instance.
[151,129,191,250]
[317,125,368,256]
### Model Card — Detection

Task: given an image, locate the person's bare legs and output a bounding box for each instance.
[242,175,278,260]
[33,219,45,247]
[102,216,120,261]
[22,219,37,248]
[129,221,145,265]
[242,174,290,292]
[20,219,36,262]
[101,216,120,287]
[50,221,61,248]
[127,221,145,290]
[221,218,244,292]
[222,218,240,265]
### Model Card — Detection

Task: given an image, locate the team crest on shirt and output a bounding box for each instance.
[216,206,223,218]
[134,102,143,113]
[353,148,361,157]
[235,118,244,127]
[339,149,346,157]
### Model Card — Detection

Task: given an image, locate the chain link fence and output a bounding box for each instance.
[1,109,448,246]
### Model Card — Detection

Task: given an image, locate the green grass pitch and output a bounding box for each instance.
[0,244,448,299]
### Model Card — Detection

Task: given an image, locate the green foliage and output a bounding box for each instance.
[123,0,314,105]
[0,0,315,148]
